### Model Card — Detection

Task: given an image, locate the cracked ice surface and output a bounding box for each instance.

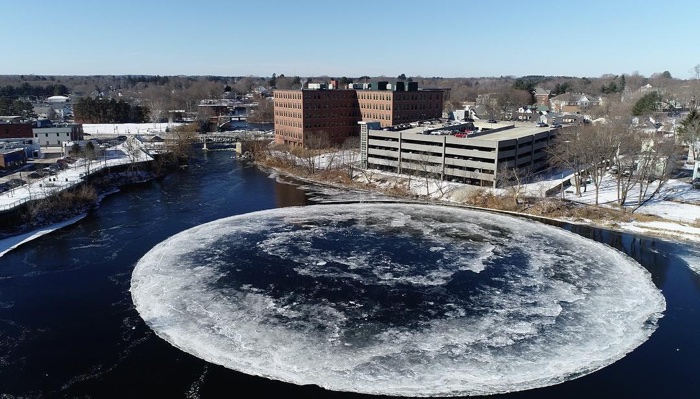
[131,204,665,397]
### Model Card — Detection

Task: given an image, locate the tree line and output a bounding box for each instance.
[73,97,150,123]
[0,98,36,118]
[0,83,69,99]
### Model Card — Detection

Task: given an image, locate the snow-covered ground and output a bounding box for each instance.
[83,122,183,136]
[349,156,700,243]
[0,214,87,257]
[0,142,152,212]
[299,148,700,226]
[555,172,700,243]
[0,141,153,258]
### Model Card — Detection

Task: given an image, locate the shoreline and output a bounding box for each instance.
[0,214,88,258]
[2,156,696,260]
[0,171,160,258]
[258,162,700,245]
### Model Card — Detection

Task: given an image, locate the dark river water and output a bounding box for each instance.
[0,150,698,398]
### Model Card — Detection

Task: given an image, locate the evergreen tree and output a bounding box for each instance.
[632,91,661,116]
[677,109,700,159]
[619,75,626,92]
[74,97,149,123]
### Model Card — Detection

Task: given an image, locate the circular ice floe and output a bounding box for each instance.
[131,204,665,397]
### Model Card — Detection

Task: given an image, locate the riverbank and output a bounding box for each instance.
[0,169,166,257]
[255,157,700,245]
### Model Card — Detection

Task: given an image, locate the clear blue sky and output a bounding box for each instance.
[3,0,699,79]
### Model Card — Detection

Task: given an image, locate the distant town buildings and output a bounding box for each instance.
[274,80,445,147]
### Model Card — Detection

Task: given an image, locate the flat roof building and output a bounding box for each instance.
[274,81,444,147]
[33,123,84,147]
[1,121,33,139]
[361,121,558,188]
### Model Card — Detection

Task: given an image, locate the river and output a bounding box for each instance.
[0,150,698,398]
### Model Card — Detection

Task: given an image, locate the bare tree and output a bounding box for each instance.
[580,124,624,205]
[547,125,589,196]
[246,95,274,123]
[409,150,444,197]
[494,88,532,120]
[496,163,534,205]
[340,137,361,179]
[123,137,143,176]
[292,132,332,174]
[633,138,676,209]
[83,141,97,175]
[166,127,196,161]
[234,77,257,96]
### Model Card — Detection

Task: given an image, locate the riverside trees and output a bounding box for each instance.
[548,118,678,209]
[74,97,149,123]
[677,109,700,160]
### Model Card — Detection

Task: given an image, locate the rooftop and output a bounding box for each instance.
[374,120,553,141]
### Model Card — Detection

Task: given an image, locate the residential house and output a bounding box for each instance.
[512,106,539,122]
[533,87,551,107]
[543,112,586,125]
[549,92,602,113]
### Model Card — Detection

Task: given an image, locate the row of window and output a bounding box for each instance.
[393,93,439,101]
[276,111,361,119]
[361,112,390,121]
[360,103,391,111]
[276,92,302,100]
[276,119,302,128]
[275,101,302,109]
[276,129,302,140]
[275,110,302,119]
[358,93,392,101]
[304,92,355,100]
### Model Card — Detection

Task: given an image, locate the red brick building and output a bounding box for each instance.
[0,122,33,139]
[274,82,444,147]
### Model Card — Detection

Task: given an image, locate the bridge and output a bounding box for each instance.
[193,131,274,153]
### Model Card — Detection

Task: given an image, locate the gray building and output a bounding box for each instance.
[361,121,557,187]
[33,124,84,147]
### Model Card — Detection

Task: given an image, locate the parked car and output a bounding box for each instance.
[7,178,26,188]
[29,171,48,179]
[535,122,549,127]
[487,119,497,123]
[551,123,562,129]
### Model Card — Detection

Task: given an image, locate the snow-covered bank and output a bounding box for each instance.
[0,214,87,258]
[259,152,700,246]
